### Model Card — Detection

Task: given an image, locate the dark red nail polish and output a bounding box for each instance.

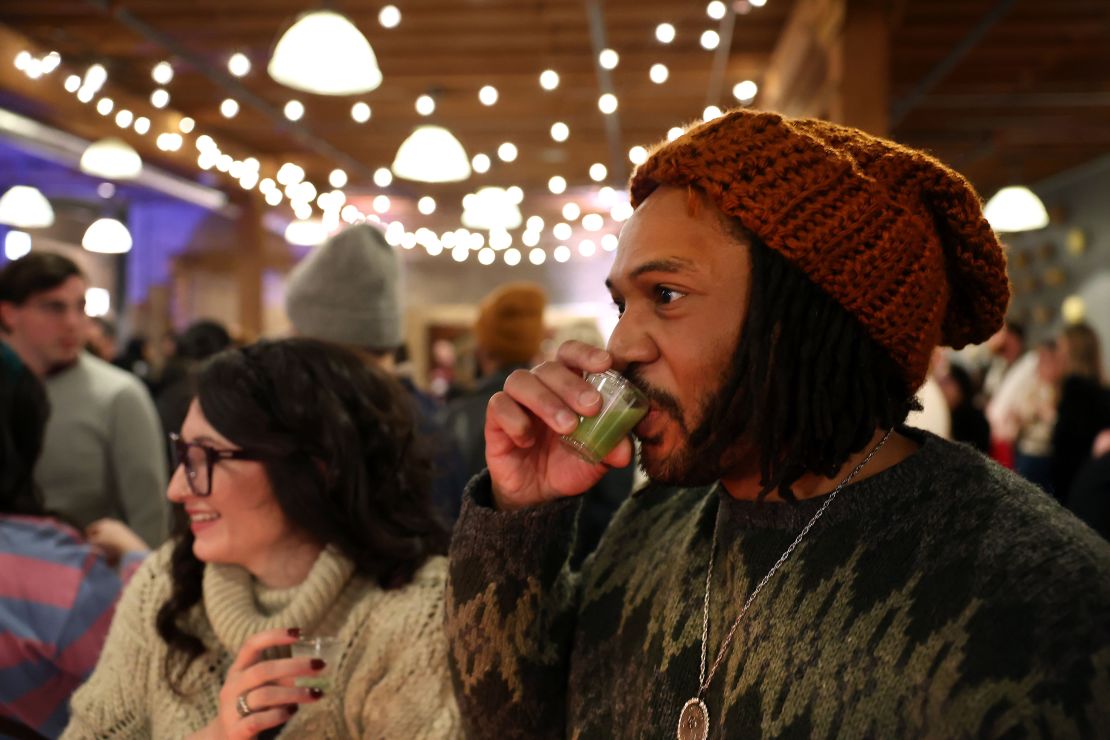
[309,687,324,699]
[287,627,302,638]
[310,658,326,670]
[286,704,299,715]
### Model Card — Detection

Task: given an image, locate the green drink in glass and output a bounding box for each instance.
[561,370,648,464]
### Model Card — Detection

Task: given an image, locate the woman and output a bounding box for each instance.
[1010,340,1061,495]
[1052,322,1110,502]
[0,343,146,738]
[63,339,458,738]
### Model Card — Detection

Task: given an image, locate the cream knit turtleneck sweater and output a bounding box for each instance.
[62,544,459,738]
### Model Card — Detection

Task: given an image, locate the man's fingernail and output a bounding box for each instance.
[592,349,609,363]
[309,687,325,699]
[580,390,601,406]
[556,410,578,431]
[287,627,302,638]
[310,659,327,670]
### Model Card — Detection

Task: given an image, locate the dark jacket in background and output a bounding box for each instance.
[1052,376,1110,503]
[1068,453,1110,540]
[400,377,468,526]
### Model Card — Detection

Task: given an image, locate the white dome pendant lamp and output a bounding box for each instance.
[268,9,383,95]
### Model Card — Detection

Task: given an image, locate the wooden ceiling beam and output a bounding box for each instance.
[760,0,843,118]
[759,0,892,135]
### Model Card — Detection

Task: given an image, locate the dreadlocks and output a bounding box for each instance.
[687,223,921,501]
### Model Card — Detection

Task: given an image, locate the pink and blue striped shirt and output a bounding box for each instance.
[0,515,144,737]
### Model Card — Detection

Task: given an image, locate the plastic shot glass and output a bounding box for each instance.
[561,370,649,464]
[291,636,343,691]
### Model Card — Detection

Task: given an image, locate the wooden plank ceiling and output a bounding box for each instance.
[0,0,1108,243]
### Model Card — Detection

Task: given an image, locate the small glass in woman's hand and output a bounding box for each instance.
[290,636,343,691]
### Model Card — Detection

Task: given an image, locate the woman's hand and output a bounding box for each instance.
[485,341,634,511]
[197,627,326,739]
[85,518,149,566]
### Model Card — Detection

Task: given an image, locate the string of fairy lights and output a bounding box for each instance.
[6,1,767,267]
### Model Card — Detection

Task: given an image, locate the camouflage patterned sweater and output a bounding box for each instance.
[446,430,1110,738]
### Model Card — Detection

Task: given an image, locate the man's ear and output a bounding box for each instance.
[0,300,17,333]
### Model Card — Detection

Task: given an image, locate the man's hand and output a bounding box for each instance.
[485,341,634,511]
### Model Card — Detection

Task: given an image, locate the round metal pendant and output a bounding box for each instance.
[677,698,709,740]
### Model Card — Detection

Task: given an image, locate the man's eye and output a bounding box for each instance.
[656,286,687,305]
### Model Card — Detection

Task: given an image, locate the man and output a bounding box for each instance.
[284,222,467,523]
[445,110,1110,737]
[981,320,1026,401]
[0,253,167,546]
[443,281,548,482]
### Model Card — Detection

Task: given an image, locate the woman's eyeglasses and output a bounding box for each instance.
[168,432,271,497]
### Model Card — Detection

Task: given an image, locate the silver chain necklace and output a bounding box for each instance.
[676,429,893,740]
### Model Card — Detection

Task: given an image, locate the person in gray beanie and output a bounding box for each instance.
[285,223,403,355]
[284,223,466,523]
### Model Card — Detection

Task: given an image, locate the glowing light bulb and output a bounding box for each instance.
[284,100,304,121]
[479,85,498,106]
[351,102,371,123]
[379,5,401,28]
[228,52,251,77]
[152,61,173,84]
[539,69,559,90]
[733,80,758,103]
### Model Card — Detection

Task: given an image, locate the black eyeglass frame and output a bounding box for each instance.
[168,432,273,497]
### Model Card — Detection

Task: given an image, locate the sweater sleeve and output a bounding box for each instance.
[445,471,583,739]
[61,548,166,739]
[108,381,169,548]
[53,551,129,687]
[346,562,462,739]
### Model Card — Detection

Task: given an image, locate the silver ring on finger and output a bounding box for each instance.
[236,692,254,718]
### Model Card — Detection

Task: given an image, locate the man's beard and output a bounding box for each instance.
[625,363,750,487]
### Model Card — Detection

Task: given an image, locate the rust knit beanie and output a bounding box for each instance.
[475,282,547,366]
[629,108,1010,392]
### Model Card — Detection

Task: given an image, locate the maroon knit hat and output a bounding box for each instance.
[629,108,1010,392]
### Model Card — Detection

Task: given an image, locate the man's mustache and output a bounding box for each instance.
[622,366,686,431]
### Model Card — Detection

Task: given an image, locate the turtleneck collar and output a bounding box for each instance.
[203,546,357,652]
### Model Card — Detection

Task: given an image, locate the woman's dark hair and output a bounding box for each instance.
[689,219,919,501]
[156,338,449,692]
[0,343,49,516]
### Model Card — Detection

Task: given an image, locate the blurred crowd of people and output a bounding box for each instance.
[918,320,1110,536]
[1,212,1107,735]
